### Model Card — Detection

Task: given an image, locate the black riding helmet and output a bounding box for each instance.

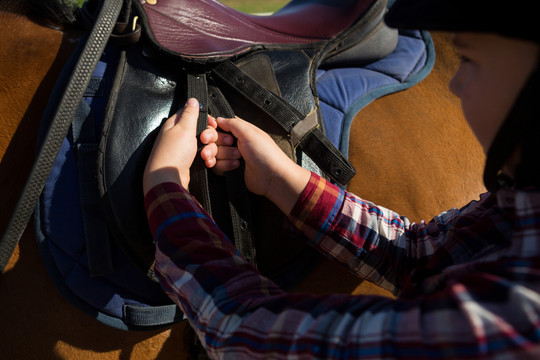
[385,0,540,43]
[385,0,540,192]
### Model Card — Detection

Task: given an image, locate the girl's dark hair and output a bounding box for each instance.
[1,0,77,25]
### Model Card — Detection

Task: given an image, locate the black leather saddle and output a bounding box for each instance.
[76,0,397,288]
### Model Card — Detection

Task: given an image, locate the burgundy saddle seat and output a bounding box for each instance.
[139,0,380,58]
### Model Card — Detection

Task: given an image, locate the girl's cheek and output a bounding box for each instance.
[449,61,470,98]
[449,73,462,98]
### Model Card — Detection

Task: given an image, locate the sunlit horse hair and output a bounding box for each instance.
[0,0,77,25]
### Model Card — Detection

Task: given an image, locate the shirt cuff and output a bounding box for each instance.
[288,172,345,244]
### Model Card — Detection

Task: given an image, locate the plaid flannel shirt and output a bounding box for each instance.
[145,173,540,359]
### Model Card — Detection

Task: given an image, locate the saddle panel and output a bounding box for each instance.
[137,0,387,58]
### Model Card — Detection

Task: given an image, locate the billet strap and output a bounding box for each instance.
[298,127,357,185]
[212,60,356,187]
[207,85,257,267]
[187,73,213,214]
[0,0,124,274]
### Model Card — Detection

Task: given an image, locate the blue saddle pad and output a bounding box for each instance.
[35,28,434,330]
[318,29,433,157]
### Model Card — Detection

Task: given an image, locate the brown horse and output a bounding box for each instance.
[0,2,485,359]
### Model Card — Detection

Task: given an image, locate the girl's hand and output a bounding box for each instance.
[144,98,209,193]
[214,116,311,214]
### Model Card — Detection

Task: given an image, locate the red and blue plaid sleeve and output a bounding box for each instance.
[289,172,464,294]
[145,180,540,359]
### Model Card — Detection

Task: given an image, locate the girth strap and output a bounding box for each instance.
[212,60,356,187]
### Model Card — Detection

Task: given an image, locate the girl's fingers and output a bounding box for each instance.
[200,128,235,146]
[201,143,218,161]
[205,157,217,168]
[216,146,241,160]
[217,131,235,146]
[211,160,241,175]
[207,114,217,129]
[201,144,240,161]
[201,142,241,173]
[201,127,218,144]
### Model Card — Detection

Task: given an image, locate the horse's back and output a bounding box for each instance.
[347,32,485,220]
[0,11,74,232]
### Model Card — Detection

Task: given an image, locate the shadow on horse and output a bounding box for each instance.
[0,0,485,358]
